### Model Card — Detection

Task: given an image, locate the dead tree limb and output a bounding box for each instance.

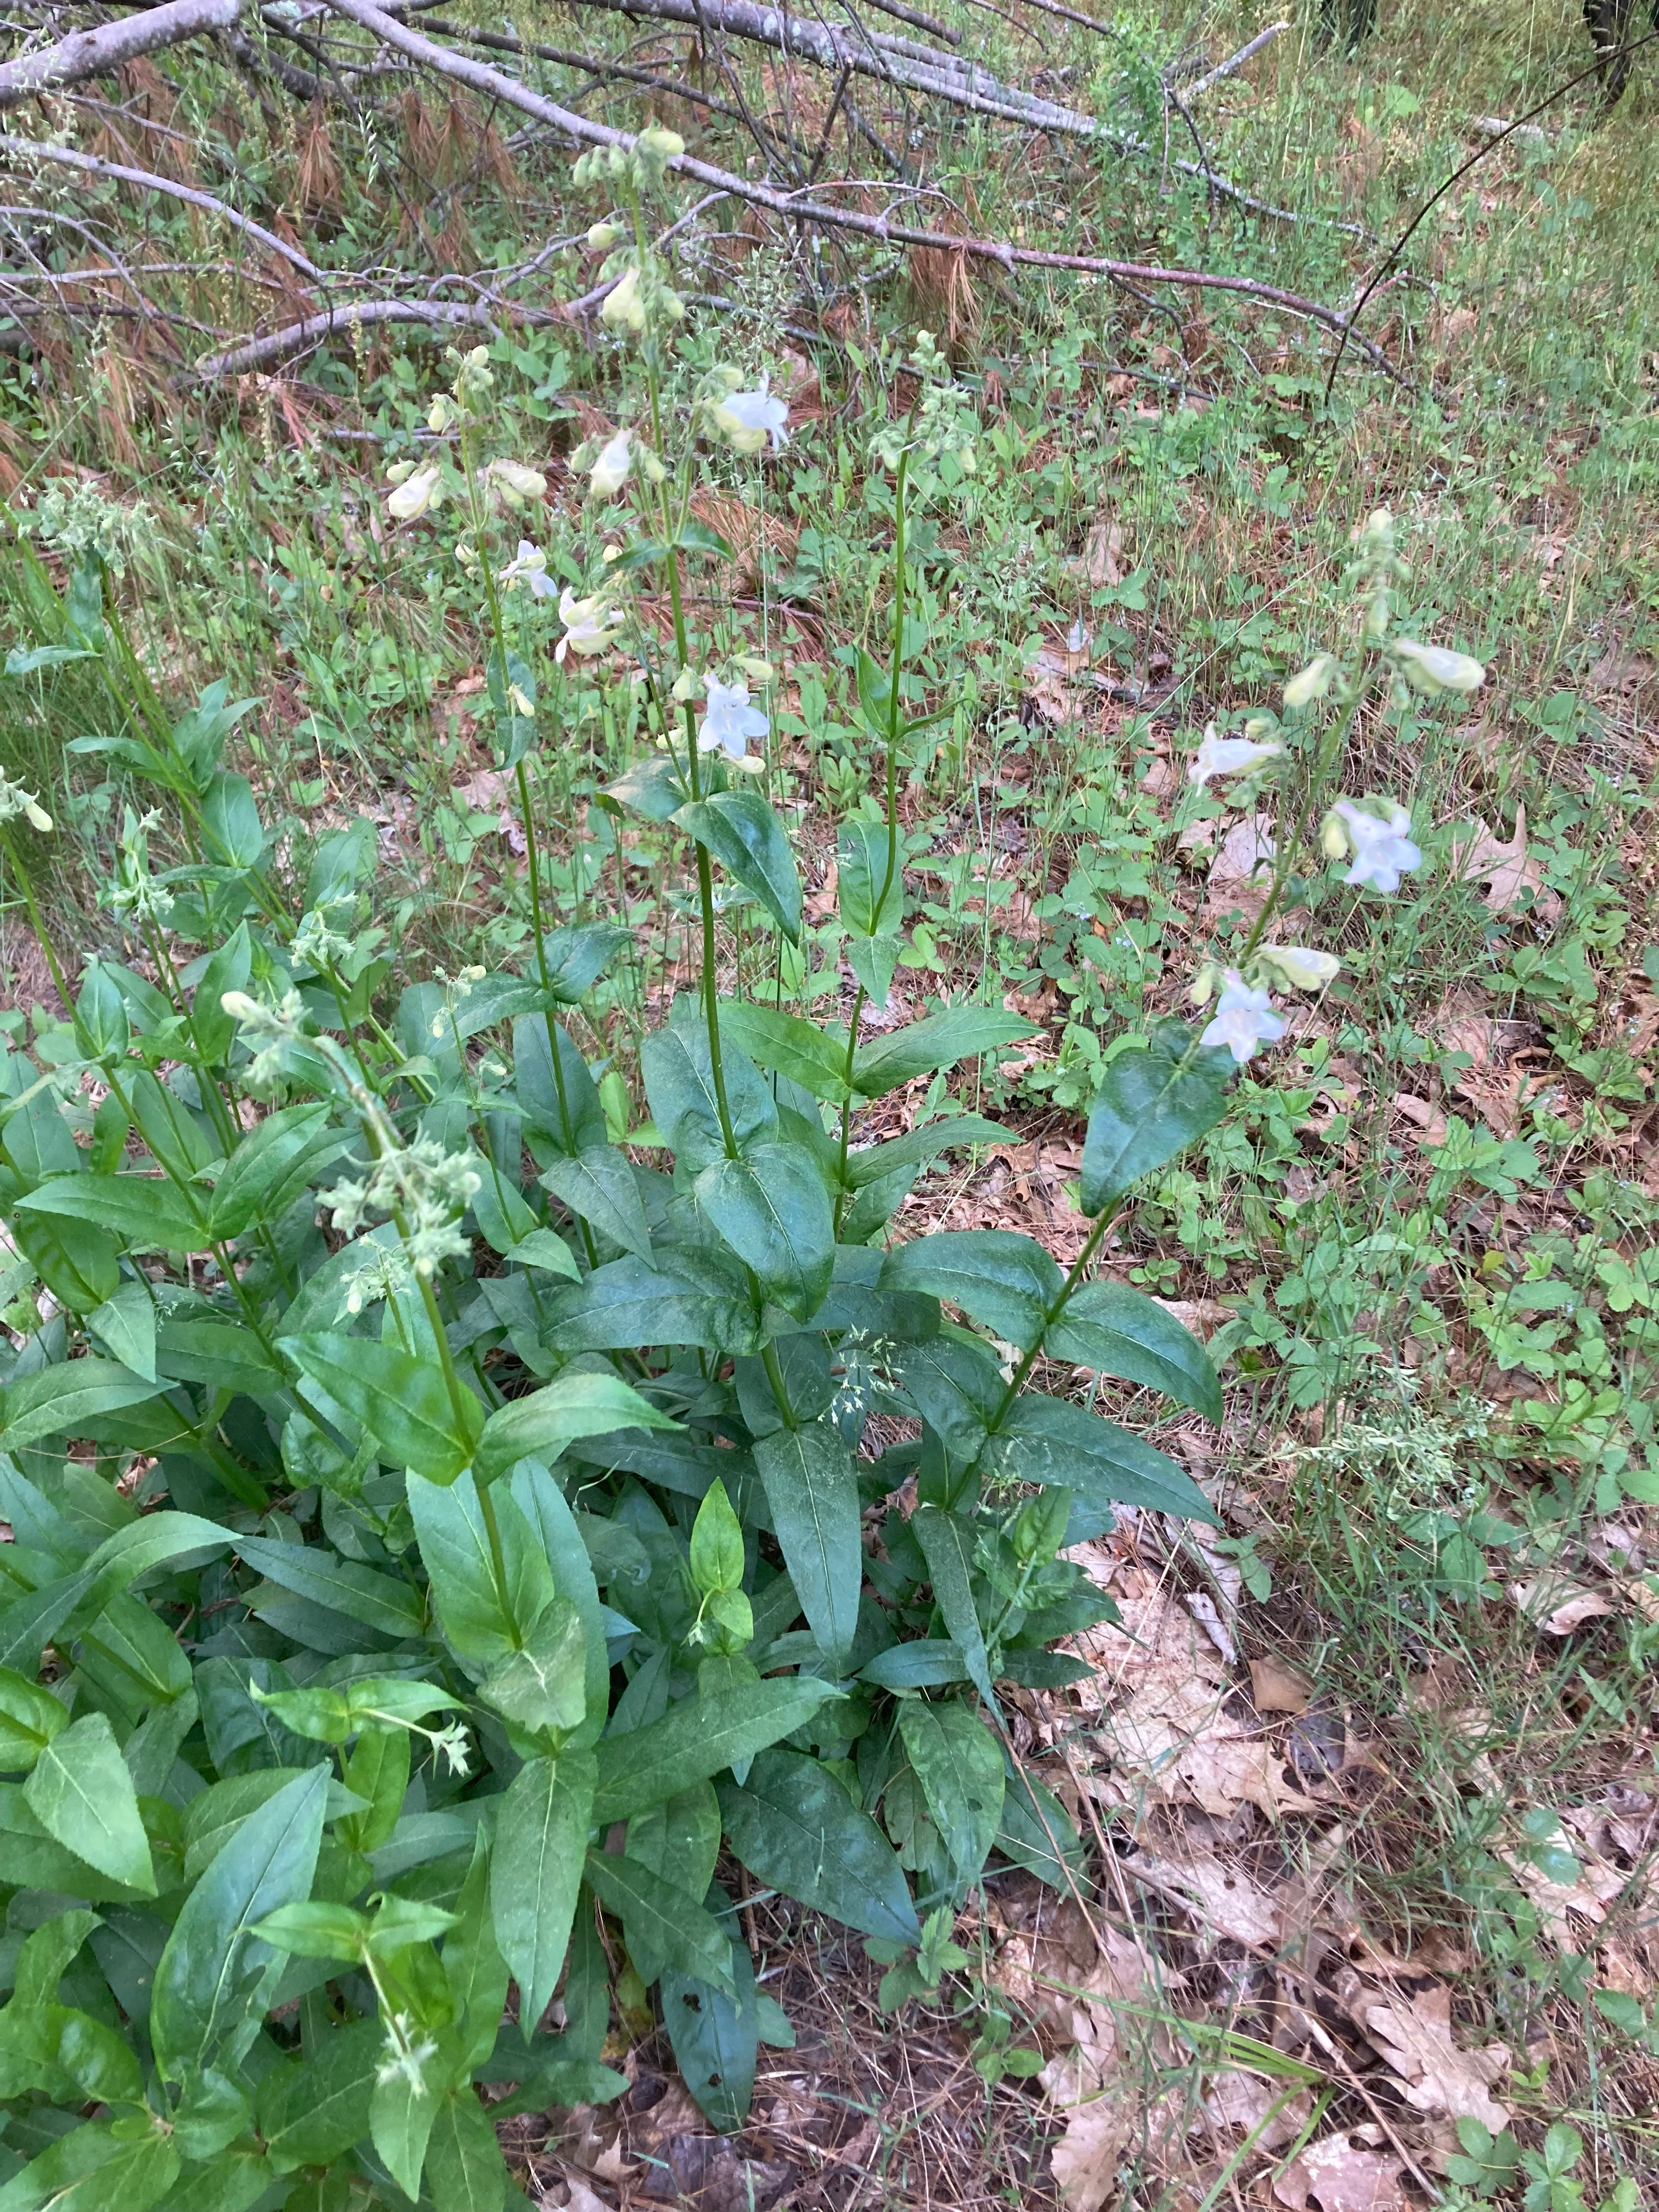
[194,295,494,376]
[0,0,243,106]
[0,132,325,280]
[319,0,1400,375]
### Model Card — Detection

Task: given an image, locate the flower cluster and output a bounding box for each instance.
[221,987,311,1094]
[870,330,978,475]
[0,775,53,834]
[105,808,172,928]
[320,1138,482,1278]
[22,479,149,574]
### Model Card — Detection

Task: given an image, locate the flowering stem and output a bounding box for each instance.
[1239,662,1374,966]
[832,449,910,1232]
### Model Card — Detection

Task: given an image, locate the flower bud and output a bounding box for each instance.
[600,264,646,335]
[1255,945,1341,991]
[1283,653,1339,710]
[586,219,622,250]
[427,395,456,434]
[586,428,632,499]
[485,458,548,506]
[1187,959,1223,1008]
[637,125,685,162]
[1319,809,1351,861]
[670,666,701,702]
[1392,638,1486,696]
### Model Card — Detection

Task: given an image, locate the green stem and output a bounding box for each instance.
[1,832,72,1006]
[1238,663,1373,966]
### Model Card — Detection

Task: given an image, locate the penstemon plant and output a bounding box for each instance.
[0,132,1496,2212]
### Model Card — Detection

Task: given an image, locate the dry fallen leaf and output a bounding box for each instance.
[1338,1976,1510,2132]
[1034,1925,1155,2212]
[1251,1656,1313,1714]
[1202,2068,1314,2151]
[1273,2132,1407,2212]
[1122,1848,1279,1948]
[1453,804,1562,922]
[1511,1577,1615,1635]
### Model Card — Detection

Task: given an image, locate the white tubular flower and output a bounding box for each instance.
[1283,654,1340,709]
[600,266,646,335]
[500,540,558,600]
[0,777,53,833]
[376,2017,440,2092]
[1201,969,1286,1065]
[697,677,769,763]
[387,464,444,521]
[555,588,623,664]
[710,375,791,455]
[1330,799,1423,895]
[1187,726,1283,786]
[1256,944,1341,991]
[483,458,548,507]
[586,428,633,499]
[1392,638,1486,696]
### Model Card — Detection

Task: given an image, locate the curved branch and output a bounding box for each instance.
[192,295,495,377]
[318,0,1397,375]
[0,132,325,281]
[0,0,242,106]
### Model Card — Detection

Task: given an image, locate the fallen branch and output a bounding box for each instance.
[320,0,1400,374]
[193,295,494,376]
[0,0,242,106]
[0,132,325,281]
[1179,20,1289,99]
[386,0,1345,229]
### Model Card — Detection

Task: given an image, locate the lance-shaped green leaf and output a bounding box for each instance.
[234,1536,425,1642]
[716,1000,852,1104]
[445,1831,512,2073]
[881,1229,1062,1349]
[591,1674,834,1824]
[897,1698,1003,1887]
[207,1102,343,1240]
[1079,1018,1236,1214]
[675,789,802,942]
[837,819,907,939]
[409,1471,553,1666]
[0,1359,166,1454]
[257,2017,385,2173]
[851,1007,1034,1100]
[540,1251,760,1356]
[641,1023,776,1173]
[984,1394,1217,1522]
[510,1460,610,1750]
[540,1145,653,1261]
[475,1370,680,1488]
[279,1332,482,1483]
[0,1662,70,1772]
[15,1174,206,1254]
[752,1424,861,1671]
[694,1143,834,1322]
[75,1508,233,1621]
[531,920,633,1006]
[0,2120,179,2212]
[150,1764,327,2084]
[513,1013,609,1155]
[719,1749,919,1945]
[23,1711,155,1894]
[843,1115,1014,1188]
[910,1506,996,1709]
[581,1852,737,1996]
[478,1597,587,1737]
[1046,1280,1223,1420]
[425,2084,509,2212]
[492,1750,594,2028]
[660,1887,758,2134]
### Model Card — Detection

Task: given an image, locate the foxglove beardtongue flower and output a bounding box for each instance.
[1256,944,1341,990]
[712,376,790,455]
[697,678,769,763]
[1201,970,1286,1064]
[586,429,632,499]
[483,458,548,507]
[555,588,623,663]
[1328,799,1423,894]
[1188,727,1283,785]
[500,541,558,599]
[1283,654,1340,709]
[387,463,443,521]
[0,776,52,833]
[1392,638,1486,696]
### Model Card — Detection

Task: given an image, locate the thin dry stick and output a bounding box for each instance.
[319,0,1398,374]
[0,0,241,106]
[1179,19,1289,98]
[0,133,325,281]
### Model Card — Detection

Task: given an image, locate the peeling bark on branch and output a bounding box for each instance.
[0,0,243,106]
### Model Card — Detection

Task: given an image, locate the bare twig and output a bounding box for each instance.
[193,295,494,377]
[0,132,326,281]
[1179,19,1289,99]
[319,0,1399,374]
[414,16,765,136]
[0,0,242,106]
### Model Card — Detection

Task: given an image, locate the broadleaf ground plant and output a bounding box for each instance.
[0,109,1605,2212]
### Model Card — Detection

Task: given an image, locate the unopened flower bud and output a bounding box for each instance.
[1283,653,1339,710]
[1392,639,1486,696]
[586,219,622,250]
